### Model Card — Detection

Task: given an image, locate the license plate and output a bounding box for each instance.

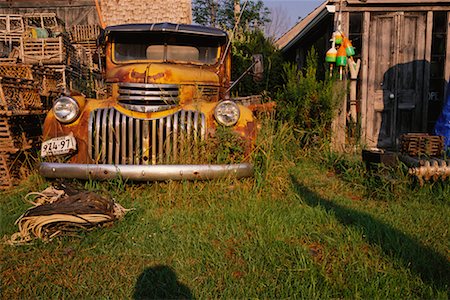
[41,135,77,157]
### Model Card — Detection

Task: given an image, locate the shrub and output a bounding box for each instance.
[275,48,342,145]
[231,29,284,97]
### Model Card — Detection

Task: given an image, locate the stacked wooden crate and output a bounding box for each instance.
[0,14,24,63]
[0,63,46,189]
[400,133,444,157]
[0,14,100,189]
[68,24,104,98]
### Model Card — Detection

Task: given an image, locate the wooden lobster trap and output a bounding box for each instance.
[399,133,444,157]
[22,36,69,65]
[0,150,37,190]
[0,77,42,112]
[0,14,24,41]
[0,63,33,79]
[69,25,101,43]
[23,13,61,33]
[0,113,43,156]
[0,153,13,189]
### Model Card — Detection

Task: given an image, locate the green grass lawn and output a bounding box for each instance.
[1,154,449,299]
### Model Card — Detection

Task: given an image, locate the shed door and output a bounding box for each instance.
[367,12,427,148]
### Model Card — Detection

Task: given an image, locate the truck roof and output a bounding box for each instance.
[105,23,228,39]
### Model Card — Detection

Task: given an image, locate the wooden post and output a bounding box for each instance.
[445,11,450,96]
[331,9,349,152]
[360,11,370,146]
[348,57,361,123]
[422,11,433,131]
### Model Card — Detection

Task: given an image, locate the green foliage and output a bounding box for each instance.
[208,126,245,164]
[193,0,270,30]
[320,150,450,203]
[2,150,449,298]
[231,29,284,97]
[276,48,342,144]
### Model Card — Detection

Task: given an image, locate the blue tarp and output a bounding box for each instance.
[434,81,450,149]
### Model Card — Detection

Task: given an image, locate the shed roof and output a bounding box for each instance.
[275,1,331,51]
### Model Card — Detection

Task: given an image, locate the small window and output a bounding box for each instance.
[166,45,199,61]
[146,45,165,60]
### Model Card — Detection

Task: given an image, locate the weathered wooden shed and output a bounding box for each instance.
[277,0,450,151]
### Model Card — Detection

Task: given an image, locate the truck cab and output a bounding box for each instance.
[39,23,256,181]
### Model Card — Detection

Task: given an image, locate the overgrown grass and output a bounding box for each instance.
[1,119,449,299]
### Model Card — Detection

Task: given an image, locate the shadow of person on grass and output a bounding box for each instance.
[133,265,194,300]
[290,175,450,290]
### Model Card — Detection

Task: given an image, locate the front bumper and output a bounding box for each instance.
[39,162,254,181]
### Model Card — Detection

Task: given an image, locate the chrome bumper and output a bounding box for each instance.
[39,162,254,181]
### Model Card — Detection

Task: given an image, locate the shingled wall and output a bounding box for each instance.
[100,0,192,26]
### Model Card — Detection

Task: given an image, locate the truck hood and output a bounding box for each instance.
[106,63,220,86]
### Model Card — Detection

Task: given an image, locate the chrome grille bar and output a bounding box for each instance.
[142,120,150,165]
[117,83,179,111]
[107,108,114,164]
[128,117,134,164]
[166,114,172,163]
[121,112,127,164]
[101,109,107,163]
[114,111,120,164]
[135,119,141,164]
[158,117,164,164]
[152,119,157,165]
[89,108,206,165]
[172,112,178,162]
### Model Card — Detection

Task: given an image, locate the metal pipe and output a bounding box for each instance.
[40,163,254,181]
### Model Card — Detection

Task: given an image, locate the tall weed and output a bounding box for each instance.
[320,150,450,203]
[276,48,342,147]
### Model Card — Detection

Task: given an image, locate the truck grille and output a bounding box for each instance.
[88,108,206,165]
[118,83,179,112]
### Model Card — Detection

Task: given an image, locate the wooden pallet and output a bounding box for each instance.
[69,25,101,43]
[0,116,16,152]
[0,63,33,80]
[22,36,67,65]
[23,13,59,32]
[0,153,13,190]
[0,14,24,40]
[400,133,444,157]
[0,78,42,112]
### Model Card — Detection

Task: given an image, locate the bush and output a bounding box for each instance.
[275,48,342,145]
[231,29,284,97]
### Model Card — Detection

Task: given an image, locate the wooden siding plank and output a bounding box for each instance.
[360,11,370,146]
[345,0,449,4]
[445,11,450,97]
[422,11,433,132]
[331,11,349,151]
[342,6,450,12]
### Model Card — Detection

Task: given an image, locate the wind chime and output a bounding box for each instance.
[325,0,356,80]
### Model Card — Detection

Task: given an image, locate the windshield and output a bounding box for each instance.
[113,32,222,65]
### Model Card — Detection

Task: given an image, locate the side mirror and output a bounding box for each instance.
[252,54,264,82]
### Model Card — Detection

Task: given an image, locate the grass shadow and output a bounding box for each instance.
[290,174,450,290]
[133,265,194,300]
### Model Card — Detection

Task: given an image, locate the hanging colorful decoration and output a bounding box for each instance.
[324,0,357,80]
[326,41,337,75]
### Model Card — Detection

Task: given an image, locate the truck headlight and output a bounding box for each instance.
[53,96,80,124]
[214,100,240,126]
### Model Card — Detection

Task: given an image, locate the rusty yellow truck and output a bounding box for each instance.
[39,23,257,181]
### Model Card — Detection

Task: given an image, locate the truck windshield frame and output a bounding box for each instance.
[111,32,222,65]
